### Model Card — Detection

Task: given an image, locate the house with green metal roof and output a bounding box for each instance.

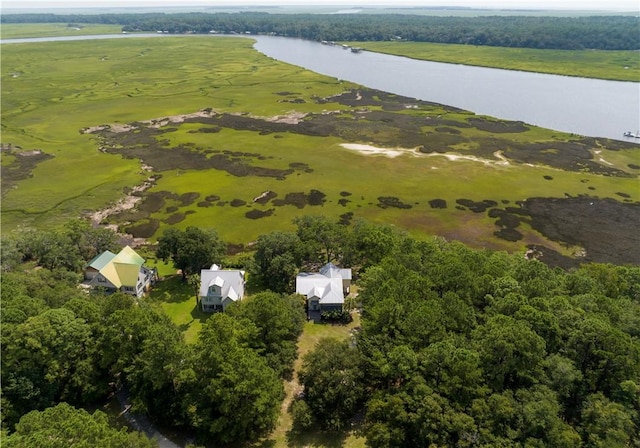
[85,246,156,297]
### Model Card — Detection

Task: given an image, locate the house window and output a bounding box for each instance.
[97,276,107,283]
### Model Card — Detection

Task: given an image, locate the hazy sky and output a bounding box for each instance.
[3,0,639,11]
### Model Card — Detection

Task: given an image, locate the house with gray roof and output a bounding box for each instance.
[199,264,246,312]
[296,262,352,322]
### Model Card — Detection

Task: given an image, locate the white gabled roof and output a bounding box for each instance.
[295,263,351,306]
[200,266,245,301]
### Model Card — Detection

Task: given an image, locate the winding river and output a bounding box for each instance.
[3,33,639,142]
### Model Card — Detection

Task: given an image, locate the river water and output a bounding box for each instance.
[252,36,640,143]
[3,33,639,142]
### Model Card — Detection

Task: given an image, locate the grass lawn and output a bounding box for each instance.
[147,274,209,344]
[346,41,640,82]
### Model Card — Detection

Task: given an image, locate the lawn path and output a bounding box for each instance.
[263,313,365,448]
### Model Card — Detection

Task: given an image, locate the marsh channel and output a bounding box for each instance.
[3,33,639,143]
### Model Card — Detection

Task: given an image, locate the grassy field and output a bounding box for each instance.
[2,35,638,260]
[0,23,124,39]
[346,41,640,82]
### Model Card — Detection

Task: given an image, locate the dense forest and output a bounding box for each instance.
[2,217,639,446]
[3,12,639,50]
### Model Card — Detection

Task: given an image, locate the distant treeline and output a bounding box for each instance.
[3,12,639,50]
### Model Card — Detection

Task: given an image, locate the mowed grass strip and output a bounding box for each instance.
[346,41,640,82]
[262,313,365,448]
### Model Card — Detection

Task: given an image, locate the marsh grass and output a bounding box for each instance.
[2,36,638,256]
[0,23,124,39]
[348,41,640,82]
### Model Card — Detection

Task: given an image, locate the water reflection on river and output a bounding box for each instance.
[252,35,640,143]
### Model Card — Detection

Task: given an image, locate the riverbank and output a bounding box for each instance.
[3,23,638,83]
[345,41,640,82]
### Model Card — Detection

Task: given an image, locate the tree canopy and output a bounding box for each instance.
[2,218,639,446]
[3,13,638,50]
[156,226,226,280]
[3,403,156,448]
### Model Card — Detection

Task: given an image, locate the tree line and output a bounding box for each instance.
[3,12,639,50]
[289,230,640,447]
[2,217,639,446]
[1,220,305,446]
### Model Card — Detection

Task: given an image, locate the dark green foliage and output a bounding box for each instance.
[9,219,119,272]
[294,215,345,266]
[342,219,404,272]
[252,231,302,292]
[298,338,365,431]
[1,309,104,426]
[126,316,190,425]
[352,235,640,447]
[3,219,640,446]
[580,393,636,447]
[226,291,306,379]
[156,226,226,280]
[320,309,353,324]
[3,13,637,50]
[3,403,157,448]
[187,314,284,443]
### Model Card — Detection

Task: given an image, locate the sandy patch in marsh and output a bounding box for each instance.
[340,143,406,158]
[143,109,218,128]
[339,143,511,167]
[426,151,510,166]
[87,177,157,247]
[264,111,308,124]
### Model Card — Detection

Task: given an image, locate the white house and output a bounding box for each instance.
[199,264,246,312]
[85,246,156,297]
[296,262,352,322]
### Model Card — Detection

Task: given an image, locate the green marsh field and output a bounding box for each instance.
[0,23,124,39]
[2,35,639,263]
[347,41,640,82]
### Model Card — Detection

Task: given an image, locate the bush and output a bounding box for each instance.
[321,309,352,324]
[290,399,314,432]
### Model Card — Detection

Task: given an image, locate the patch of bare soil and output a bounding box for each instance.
[498,196,640,267]
[377,196,413,209]
[339,211,354,225]
[253,190,277,205]
[91,125,295,178]
[467,117,529,133]
[230,199,247,207]
[1,144,54,196]
[164,213,186,224]
[456,199,498,213]
[88,178,157,227]
[272,190,326,208]
[125,219,160,239]
[246,209,274,219]
[429,199,447,209]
